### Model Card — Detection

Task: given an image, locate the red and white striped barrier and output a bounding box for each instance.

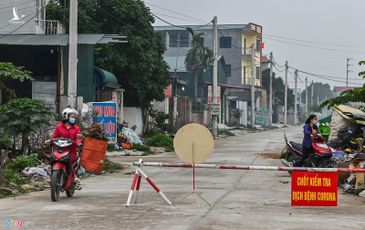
[126,160,172,207]
[133,161,365,173]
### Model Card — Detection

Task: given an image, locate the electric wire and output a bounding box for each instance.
[264,36,365,55]
[265,33,365,49]
[0,13,37,41]
[145,2,207,23]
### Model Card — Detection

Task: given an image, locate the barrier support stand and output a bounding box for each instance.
[179,143,211,207]
[126,159,172,207]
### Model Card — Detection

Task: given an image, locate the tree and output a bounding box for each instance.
[185,28,213,101]
[262,69,294,108]
[322,61,365,107]
[0,62,32,98]
[300,82,333,110]
[46,0,170,134]
[0,98,54,154]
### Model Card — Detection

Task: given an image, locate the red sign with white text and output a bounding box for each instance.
[291,171,338,206]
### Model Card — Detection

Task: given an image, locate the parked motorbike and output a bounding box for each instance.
[282,133,337,168]
[341,153,365,194]
[49,138,81,202]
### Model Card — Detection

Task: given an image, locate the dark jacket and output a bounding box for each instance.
[302,124,318,148]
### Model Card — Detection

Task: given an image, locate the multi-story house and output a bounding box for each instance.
[155,23,265,126]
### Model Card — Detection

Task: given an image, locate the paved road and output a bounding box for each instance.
[1,127,365,230]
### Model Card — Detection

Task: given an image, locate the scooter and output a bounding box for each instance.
[282,133,337,168]
[49,138,80,202]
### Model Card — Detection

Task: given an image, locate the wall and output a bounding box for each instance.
[157,26,256,87]
[242,34,261,86]
[0,0,40,34]
[62,45,95,102]
[123,107,143,135]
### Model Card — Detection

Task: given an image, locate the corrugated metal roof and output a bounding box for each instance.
[0,34,127,46]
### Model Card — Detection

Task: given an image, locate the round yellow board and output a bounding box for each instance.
[173,123,214,164]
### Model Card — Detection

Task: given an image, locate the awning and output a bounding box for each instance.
[0,34,127,46]
[94,67,119,89]
[332,105,365,125]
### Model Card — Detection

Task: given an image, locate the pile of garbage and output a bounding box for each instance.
[321,104,365,196]
[22,165,51,180]
[85,123,108,141]
[116,122,143,149]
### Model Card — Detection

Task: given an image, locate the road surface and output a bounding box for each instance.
[1,126,365,230]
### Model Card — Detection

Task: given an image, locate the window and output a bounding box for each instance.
[224,64,231,77]
[220,36,232,48]
[256,39,261,51]
[256,66,260,79]
[169,31,178,47]
[243,66,246,84]
[179,31,189,47]
[168,31,190,47]
[243,38,247,54]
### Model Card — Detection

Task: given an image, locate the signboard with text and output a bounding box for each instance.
[207,85,221,104]
[92,102,117,140]
[291,171,338,206]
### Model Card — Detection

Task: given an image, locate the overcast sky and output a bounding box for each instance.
[143,0,365,90]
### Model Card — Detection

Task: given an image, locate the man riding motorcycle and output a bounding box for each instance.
[49,108,82,190]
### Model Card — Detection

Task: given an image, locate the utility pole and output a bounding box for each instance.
[269,52,273,126]
[317,94,320,106]
[346,58,353,87]
[294,70,298,125]
[212,16,218,136]
[67,0,78,108]
[311,80,314,107]
[305,77,308,116]
[284,61,288,126]
[250,44,256,127]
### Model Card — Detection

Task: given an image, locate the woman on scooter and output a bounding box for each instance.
[51,108,83,189]
[294,114,318,167]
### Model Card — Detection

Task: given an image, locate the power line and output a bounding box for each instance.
[151,11,202,23]
[264,36,365,55]
[0,13,37,41]
[289,67,362,86]
[145,2,206,23]
[265,33,365,49]
[151,12,189,29]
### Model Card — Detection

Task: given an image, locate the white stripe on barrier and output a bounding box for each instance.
[133,162,365,173]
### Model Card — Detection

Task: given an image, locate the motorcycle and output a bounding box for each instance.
[49,138,81,202]
[282,133,337,168]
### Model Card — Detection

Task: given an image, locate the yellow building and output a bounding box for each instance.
[241,23,263,86]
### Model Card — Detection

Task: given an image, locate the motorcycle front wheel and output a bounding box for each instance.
[51,170,63,202]
[66,182,75,198]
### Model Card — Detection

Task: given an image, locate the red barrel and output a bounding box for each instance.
[81,137,108,174]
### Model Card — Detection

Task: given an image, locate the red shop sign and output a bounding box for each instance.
[291,171,338,206]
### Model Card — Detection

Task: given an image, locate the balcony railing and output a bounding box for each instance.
[35,20,65,35]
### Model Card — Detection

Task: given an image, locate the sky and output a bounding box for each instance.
[143,0,365,90]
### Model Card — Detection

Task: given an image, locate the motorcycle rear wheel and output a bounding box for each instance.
[51,170,63,202]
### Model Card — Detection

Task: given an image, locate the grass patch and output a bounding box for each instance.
[103,158,123,173]
[218,129,235,137]
[146,134,174,152]
[3,154,38,186]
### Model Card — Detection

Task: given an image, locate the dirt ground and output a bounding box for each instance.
[1,126,365,230]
